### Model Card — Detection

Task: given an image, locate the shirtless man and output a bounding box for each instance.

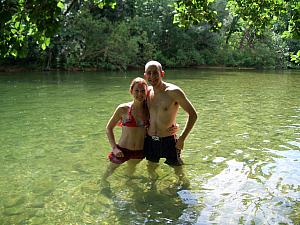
[143,61,197,179]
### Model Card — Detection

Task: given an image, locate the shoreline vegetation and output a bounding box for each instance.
[0,64,269,73]
[2,63,300,74]
[1,1,299,72]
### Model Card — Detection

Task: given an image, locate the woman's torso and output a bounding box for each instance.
[118,126,146,150]
[118,103,148,150]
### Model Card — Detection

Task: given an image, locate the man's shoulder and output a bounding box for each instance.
[165,82,184,95]
[165,82,181,91]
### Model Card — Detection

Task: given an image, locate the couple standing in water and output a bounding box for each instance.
[103,60,197,184]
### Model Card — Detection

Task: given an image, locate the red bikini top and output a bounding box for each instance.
[118,104,149,128]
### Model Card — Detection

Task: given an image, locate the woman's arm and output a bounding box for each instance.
[167,123,179,135]
[106,105,124,157]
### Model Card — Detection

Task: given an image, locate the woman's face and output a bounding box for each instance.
[131,82,147,102]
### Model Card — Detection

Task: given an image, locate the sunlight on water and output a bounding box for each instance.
[197,149,300,224]
[0,70,299,224]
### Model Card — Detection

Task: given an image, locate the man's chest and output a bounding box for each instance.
[148,91,175,111]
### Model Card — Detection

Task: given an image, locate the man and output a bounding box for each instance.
[143,60,197,180]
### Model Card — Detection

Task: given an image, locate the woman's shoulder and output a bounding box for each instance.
[117,102,132,113]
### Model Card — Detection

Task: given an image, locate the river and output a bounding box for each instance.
[0,69,299,224]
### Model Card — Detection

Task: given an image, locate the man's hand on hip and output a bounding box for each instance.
[176,136,184,150]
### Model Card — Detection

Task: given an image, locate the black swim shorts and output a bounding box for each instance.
[144,134,183,166]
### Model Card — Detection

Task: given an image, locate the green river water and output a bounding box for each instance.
[0,69,299,224]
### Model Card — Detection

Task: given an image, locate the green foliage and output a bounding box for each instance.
[214,29,288,68]
[173,0,222,31]
[173,0,299,40]
[226,0,285,32]
[0,0,116,58]
[291,50,300,64]
[57,7,156,70]
[172,0,299,64]
[283,1,300,39]
[0,0,299,69]
[104,22,139,70]
[0,0,63,57]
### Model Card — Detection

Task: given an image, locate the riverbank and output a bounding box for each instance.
[0,64,298,73]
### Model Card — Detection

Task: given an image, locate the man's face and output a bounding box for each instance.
[144,65,162,87]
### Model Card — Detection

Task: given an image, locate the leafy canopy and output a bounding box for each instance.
[0,0,299,62]
[0,0,116,58]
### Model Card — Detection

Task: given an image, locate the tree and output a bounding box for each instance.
[0,0,116,58]
[172,0,222,30]
[173,0,299,37]
[1,0,299,65]
[172,0,300,63]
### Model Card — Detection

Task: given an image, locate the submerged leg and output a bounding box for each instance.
[145,161,159,191]
[173,165,190,189]
[126,159,142,176]
[102,162,120,181]
[100,163,120,197]
[147,161,159,181]
[147,161,159,189]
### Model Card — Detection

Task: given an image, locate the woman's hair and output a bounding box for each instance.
[129,77,148,94]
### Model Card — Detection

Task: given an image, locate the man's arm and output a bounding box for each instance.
[171,88,198,150]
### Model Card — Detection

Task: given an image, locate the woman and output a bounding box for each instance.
[103,77,177,179]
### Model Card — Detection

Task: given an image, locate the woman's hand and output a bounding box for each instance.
[112,146,124,157]
[167,123,179,135]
